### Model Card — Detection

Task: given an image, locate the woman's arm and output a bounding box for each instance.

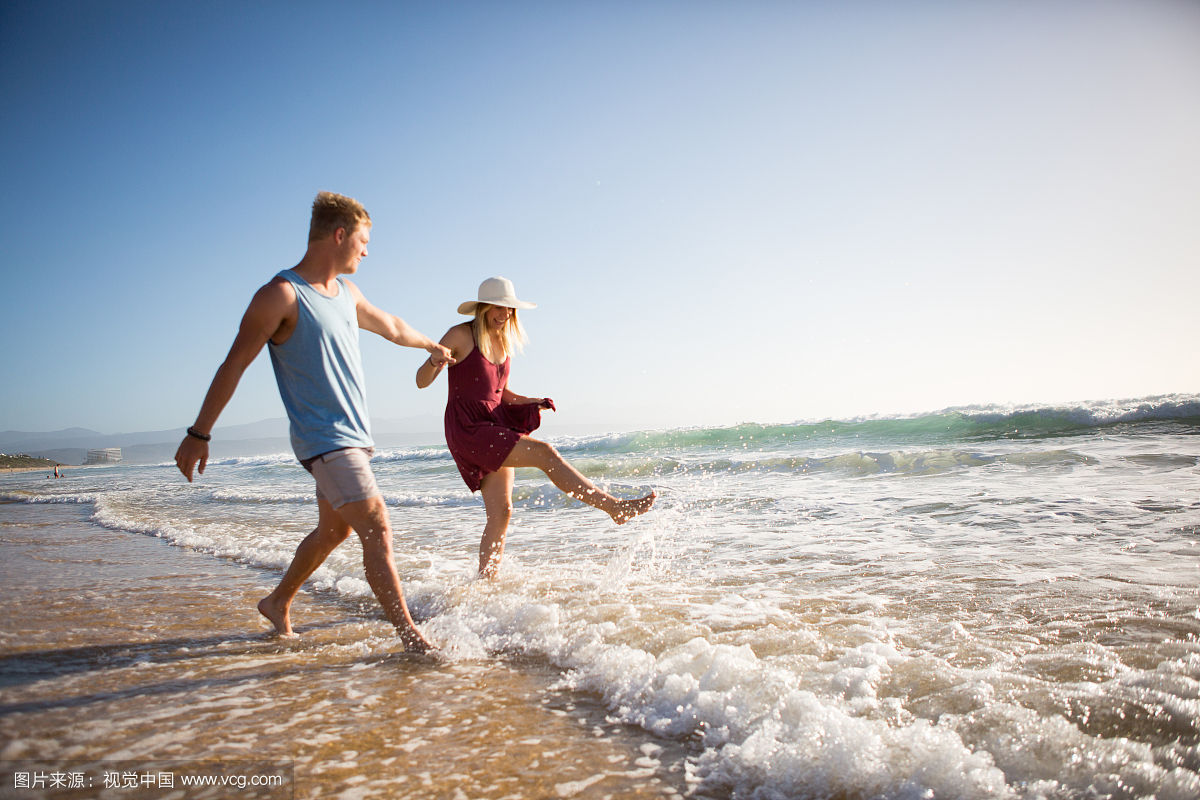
[501,387,555,410]
[416,324,473,389]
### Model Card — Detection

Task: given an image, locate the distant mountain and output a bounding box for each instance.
[1,427,187,454]
[0,427,104,449]
[0,416,443,465]
[202,418,290,440]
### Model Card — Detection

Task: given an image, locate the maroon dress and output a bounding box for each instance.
[444,343,543,492]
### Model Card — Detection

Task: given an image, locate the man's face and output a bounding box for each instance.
[338,223,371,273]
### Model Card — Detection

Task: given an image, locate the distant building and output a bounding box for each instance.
[85,448,122,464]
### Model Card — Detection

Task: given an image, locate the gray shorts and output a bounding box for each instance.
[303,447,379,509]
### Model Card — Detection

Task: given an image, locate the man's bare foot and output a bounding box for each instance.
[611,491,657,524]
[398,626,437,654]
[257,596,295,637]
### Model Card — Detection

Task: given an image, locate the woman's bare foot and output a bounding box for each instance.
[257,595,295,637]
[611,491,657,524]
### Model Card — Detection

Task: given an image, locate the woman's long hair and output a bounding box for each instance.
[472,304,527,363]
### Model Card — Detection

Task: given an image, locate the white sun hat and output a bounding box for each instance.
[457,276,537,315]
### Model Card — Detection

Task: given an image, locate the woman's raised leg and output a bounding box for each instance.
[500,437,655,524]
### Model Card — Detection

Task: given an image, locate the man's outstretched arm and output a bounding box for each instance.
[347,280,455,365]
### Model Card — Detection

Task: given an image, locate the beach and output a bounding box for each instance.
[2,396,1199,799]
[0,501,690,799]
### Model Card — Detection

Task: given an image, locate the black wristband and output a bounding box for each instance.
[186,426,211,442]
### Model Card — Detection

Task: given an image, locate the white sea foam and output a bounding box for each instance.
[209,489,313,505]
[420,583,1014,799]
[206,453,297,467]
[372,447,452,463]
[0,490,98,504]
[413,571,1200,799]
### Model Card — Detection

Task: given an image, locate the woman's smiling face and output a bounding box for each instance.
[484,304,512,331]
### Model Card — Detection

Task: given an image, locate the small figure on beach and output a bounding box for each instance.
[416,277,656,578]
[174,191,454,652]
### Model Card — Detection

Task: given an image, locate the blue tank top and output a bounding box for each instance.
[268,269,373,460]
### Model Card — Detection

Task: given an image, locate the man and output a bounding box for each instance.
[175,191,453,652]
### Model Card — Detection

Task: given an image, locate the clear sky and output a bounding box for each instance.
[2,0,1197,436]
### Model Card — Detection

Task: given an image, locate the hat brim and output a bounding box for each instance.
[458,298,537,315]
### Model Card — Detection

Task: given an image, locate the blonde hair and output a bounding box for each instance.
[308,191,371,242]
[472,304,527,363]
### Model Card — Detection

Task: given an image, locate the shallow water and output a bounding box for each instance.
[0,503,691,799]
[2,395,1199,798]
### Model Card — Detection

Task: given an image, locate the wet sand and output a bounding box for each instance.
[0,502,693,799]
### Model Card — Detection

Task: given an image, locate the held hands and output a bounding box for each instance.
[427,342,455,368]
[175,435,208,482]
[537,397,556,411]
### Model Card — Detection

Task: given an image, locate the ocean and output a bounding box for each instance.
[1,395,1198,799]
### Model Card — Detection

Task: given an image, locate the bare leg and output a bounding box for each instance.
[258,497,351,636]
[500,437,655,524]
[335,495,434,652]
[478,467,514,579]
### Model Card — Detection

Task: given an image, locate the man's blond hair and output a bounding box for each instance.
[308,191,371,242]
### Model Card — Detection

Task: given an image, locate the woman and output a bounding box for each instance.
[416,277,656,578]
